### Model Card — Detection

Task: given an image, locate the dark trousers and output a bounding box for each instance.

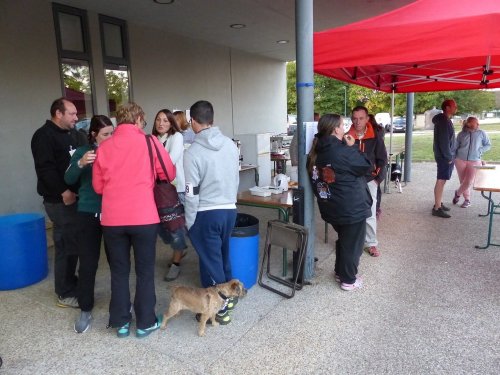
[76,212,106,312]
[43,202,79,298]
[188,209,237,288]
[332,220,366,284]
[103,224,158,330]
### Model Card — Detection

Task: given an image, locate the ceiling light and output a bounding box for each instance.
[277,40,289,44]
[230,24,246,29]
[153,0,174,4]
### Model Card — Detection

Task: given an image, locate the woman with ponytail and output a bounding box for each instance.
[307,114,372,291]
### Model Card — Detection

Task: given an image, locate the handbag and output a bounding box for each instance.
[146,135,186,232]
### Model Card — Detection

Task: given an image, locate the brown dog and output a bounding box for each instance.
[160,279,247,336]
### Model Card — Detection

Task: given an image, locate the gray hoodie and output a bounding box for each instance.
[183,126,239,229]
[454,128,491,161]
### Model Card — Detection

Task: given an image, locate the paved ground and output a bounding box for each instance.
[1,162,499,374]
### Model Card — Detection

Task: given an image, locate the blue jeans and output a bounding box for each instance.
[158,226,187,250]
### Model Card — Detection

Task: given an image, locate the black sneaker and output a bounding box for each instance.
[441,203,451,211]
[432,207,451,218]
[195,308,232,325]
[226,297,238,311]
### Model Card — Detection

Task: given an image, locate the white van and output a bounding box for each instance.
[375,112,391,127]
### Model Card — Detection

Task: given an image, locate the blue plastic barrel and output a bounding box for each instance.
[0,213,48,290]
[229,213,259,289]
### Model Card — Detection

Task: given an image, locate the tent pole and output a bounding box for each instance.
[389,90,394,156]
[404,93,414,182]
[295,0,315,280]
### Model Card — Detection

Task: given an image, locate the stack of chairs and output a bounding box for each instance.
[258,220,308,298]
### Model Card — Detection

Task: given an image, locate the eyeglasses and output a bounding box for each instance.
[142,120,148,129]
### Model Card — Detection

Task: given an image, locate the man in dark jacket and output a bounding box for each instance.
[347,106,387,257]
[31,98,87,308]
[432,99,457,218]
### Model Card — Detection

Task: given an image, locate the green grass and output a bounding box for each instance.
[385,131,500,162]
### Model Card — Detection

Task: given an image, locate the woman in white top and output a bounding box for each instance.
[152,109,188,281]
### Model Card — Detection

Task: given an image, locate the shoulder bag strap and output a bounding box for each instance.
[145,134,155,175]
[146,134,171,183]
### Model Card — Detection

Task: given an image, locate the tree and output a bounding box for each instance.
[287,61,350,116]
[105,70,129,109]
[62,63,91,94]
[286,62,297,114]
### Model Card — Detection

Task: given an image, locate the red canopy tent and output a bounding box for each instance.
[314,0,500,93]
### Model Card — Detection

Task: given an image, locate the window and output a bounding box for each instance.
[100,15,131,118]
[53,3,95,128]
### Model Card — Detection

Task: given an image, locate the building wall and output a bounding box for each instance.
[0,0,287,214]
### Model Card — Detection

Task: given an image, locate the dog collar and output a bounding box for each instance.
[217,291,228,300]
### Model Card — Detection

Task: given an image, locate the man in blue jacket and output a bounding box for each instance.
[432,99,457,218]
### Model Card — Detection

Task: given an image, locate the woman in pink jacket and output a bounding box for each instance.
[93,102,175,339]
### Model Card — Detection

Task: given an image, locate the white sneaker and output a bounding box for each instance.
[164,264,181,281]
[340,278,363,291]
[461,200,471,208]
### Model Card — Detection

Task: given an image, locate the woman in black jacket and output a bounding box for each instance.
[307,114,372,291]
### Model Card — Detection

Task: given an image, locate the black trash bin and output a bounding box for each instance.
[229,213,259,289]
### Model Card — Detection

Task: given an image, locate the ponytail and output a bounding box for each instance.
[307,137,319,175]
[306,114,342,175]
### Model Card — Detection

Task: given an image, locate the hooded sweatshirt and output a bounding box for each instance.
[183,126,239,229]
[432,113,456,162]
[454,127,491,161]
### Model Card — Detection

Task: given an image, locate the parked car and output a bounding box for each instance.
[386,117,406,133]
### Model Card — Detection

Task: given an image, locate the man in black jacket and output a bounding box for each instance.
[432,99,457,218]
[347,106,387,257]
[31,98,87,308]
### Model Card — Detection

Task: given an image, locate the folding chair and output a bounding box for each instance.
[258,220,308,298]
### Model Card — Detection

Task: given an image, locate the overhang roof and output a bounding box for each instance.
[56,0,416,62]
